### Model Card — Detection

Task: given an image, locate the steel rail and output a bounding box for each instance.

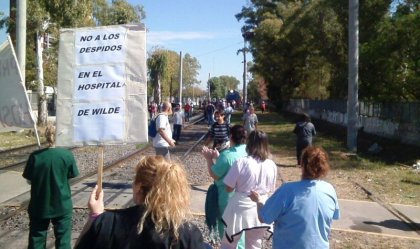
[354,181,420,235]
[0,116,206,222]
[0,142,46,156]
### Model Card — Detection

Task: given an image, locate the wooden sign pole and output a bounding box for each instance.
[97,146,104,197]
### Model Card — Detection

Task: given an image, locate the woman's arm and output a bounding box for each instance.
[202,146,219,180]
[75,185,104,247]
[249,190,265,223]
[225,186,234,192]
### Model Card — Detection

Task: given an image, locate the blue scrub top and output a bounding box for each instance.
[260,179,340,249]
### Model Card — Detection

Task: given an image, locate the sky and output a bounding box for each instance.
[0,0,250,90]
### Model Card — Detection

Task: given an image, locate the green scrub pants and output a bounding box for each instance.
[28,213,72,249]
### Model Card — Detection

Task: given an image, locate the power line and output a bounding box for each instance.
[195,41,243,58]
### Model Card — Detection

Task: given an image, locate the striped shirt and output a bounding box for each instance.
[210,122,230,145]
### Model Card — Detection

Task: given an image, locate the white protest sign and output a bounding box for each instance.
[56,25,147,146]
[73,100,125,143]
[74,64,125,101]
[0,37,35,131]
[75,27,126,65]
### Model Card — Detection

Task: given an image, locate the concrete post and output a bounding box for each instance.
[347,0,359,152]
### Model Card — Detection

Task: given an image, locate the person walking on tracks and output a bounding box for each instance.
[202,125,247,246]
[75,156,208,249]
[293,113,316,166]
[23,125,79,249]
[260,100,267,114]
[172,103,184,144]
[205,110,230,152]
[224,103,233,125]
[242,106,258,136]
[206,102,216,126]
[184,102,192,122]
[250,146,340,249]
[153,101,176,160]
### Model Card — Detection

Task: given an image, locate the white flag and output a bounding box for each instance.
[0,37,35,131]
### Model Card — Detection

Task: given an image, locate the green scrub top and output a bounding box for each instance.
[23,147,79,218]
[211,144,247,209]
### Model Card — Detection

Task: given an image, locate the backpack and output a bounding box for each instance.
[148,114,161,138]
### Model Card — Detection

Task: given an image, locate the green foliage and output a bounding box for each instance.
[208,75,240,100]
[181,53,201,88]
[247,78,261,104]
[147,49,201,103]
[360,3,420,101]
[3,0,144,91]
[94,0,145,26]
[147,48,169,104]
[237,0,420,102]
[0,11,6,28]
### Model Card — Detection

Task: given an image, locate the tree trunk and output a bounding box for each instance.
[36,32,48,126]
[153,75,162,106]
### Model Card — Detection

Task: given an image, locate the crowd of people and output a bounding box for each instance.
[24,103,340,249]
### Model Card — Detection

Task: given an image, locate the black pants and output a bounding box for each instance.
[172,124,182,142]
[296,142,310,165]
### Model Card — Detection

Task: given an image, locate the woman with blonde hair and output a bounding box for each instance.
[250,146,340,249]
[75,156,207,249]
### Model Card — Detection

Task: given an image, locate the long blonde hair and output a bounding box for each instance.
[135,156,191,239]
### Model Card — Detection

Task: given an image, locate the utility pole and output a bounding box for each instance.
[239,30,254,111]
[242,39,247,111]
[347,0,359,152]
[208,73,211,101]
[16,0,26,84]
[178,51,183,105]
[237,42,248,111]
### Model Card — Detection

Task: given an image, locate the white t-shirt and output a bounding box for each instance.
[224,106,233,115]
[173,111,184,125]
[224,156,277,195]
[153,114,172,148]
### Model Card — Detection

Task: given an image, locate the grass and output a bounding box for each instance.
[0,129,42,150]
[1,111,419,205]
[231,110,420,205]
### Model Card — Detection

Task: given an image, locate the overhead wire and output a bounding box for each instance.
[195,41,243,58]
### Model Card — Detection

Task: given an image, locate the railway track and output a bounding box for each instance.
[0,115,418,247]
[354,181,420,236]
[0,116,206,222]
[0,143,48,170]
[0,143,45,156]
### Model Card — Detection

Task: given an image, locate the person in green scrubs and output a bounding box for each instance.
[23,125,79,249]
[202,124,247,247]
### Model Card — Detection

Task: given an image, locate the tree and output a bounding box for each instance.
[237,0,419,104]
[93,0,145,26]
[7,0,144,126]
[148,49,168,105]
[181,53,201,89]
[147,49,201,104]
[208,75,240,100]
[0,11,5,26]
[247,73,268,104]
